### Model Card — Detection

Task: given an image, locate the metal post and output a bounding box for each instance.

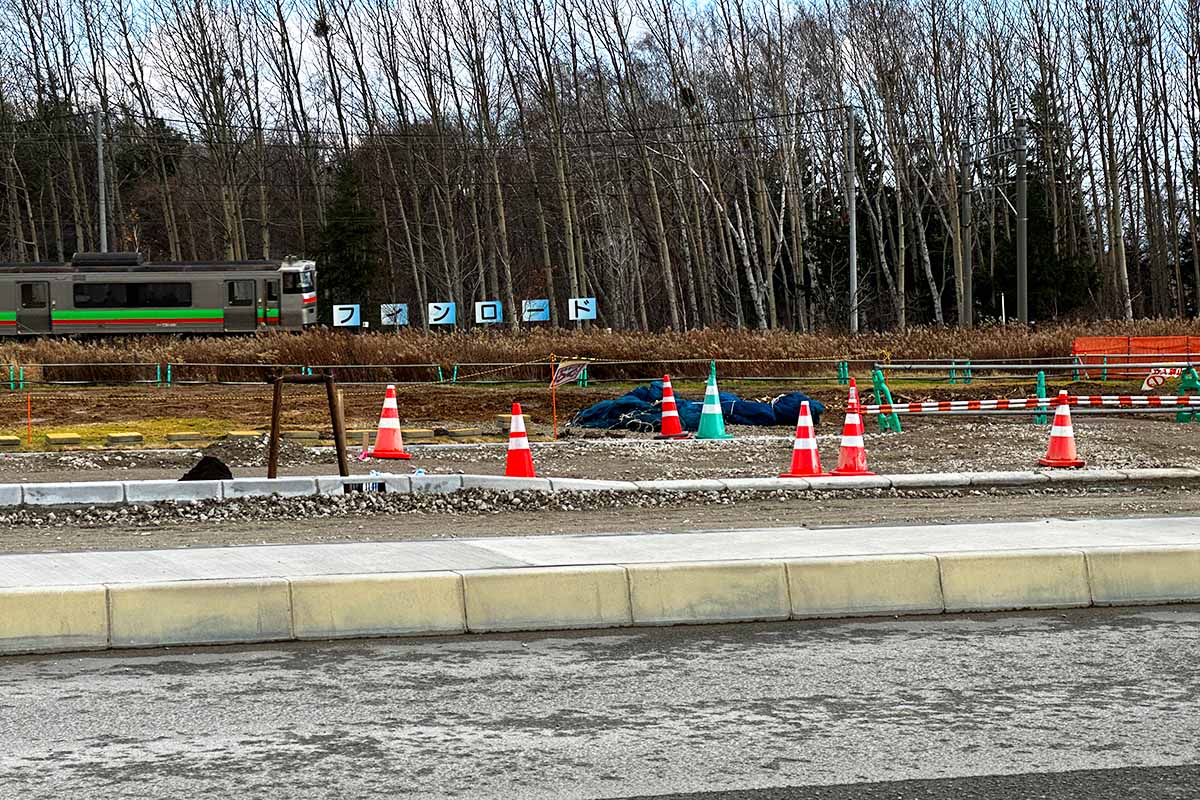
[847,111,858,334]
[959,139,972,327]
[1015,117,1028,324]
[95,110,107,253]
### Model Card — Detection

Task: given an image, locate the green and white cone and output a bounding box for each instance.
[695,371,733,440]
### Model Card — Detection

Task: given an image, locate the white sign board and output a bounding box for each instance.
[333,304,361,327]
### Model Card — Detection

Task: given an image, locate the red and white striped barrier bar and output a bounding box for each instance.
[861,395,1200,415]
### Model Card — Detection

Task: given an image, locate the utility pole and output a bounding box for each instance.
[1015,116,1028,324]
[959,139,973,326]
[847,110,858,334]
[95,109,108,253]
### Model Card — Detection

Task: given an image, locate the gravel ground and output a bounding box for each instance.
[2,481,1198,554]
[1,416,1198,484]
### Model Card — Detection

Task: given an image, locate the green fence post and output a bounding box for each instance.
[18,367,24,391]
[1176,367,1200,424]
[155,363,161,387]
[872,368,902,433]
[1035,370,1048,425]
[7,365,11,391]
[963,360,973,385]
[948,360,957,384]
[577,366,587,388]
[451,364,459,384]
[436,365,444,383]
[1101,356,1108,382]
[166,364,172,386]
[836,361,848,385]
[1072,356,1081,382]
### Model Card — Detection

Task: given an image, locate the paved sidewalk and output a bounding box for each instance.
[2,516,1199,657]
[1,516,1198,589]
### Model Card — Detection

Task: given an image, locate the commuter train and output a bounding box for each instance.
[0,252,317,335]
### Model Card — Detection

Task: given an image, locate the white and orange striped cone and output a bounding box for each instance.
[831,378,875,476]
[780,400,828,478]
[505,402,537,477]
[1038,391,1085,468]
[371,384,411,459]
[655,375,693,440]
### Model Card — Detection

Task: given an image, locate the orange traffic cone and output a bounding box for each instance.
[371,384,411,459]
[655,375,693,440]
[1038,391,1085,468]
[505,402,536,477]
[780,400,827,478]
[831,378,875,476]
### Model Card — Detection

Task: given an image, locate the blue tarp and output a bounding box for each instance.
[572,381,826,433]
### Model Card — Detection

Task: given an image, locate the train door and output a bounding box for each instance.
[17,282,51,334]
[223,279,257,332]
[261,278,281,328]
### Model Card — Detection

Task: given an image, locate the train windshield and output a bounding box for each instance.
[282,270,315,294]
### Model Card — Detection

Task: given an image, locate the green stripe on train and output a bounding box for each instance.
[52,309,225,320]
[0,312,15,321]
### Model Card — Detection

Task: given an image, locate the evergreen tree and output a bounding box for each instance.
[315,159,378,325]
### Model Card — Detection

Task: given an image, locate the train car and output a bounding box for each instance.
[0,252,317,335]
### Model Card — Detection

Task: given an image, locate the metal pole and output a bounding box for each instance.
[959,139,972,326]
[1015,117,1029,324]
[267,377,283,478]
[326,375,350,478]
[95,110,107,253]
[847,110,858,334]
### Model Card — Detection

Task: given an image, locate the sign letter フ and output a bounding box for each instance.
[568,297,597,321]
[522,299,550,322]
[333,304,361,327]
[474,301,503,324]
[381,303,408,326]
[428,302,457,325]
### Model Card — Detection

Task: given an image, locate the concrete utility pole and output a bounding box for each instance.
[959,139,973,327]
[95,110,107,253]
[847,110,858,334]
[1015,117,1029,324]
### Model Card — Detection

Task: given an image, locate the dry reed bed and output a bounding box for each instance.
[0,320,1197,384]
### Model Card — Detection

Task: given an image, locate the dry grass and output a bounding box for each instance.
[0,320,1197,384]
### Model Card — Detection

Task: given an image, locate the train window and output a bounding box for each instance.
[20,284,48,309]
[266,281,280,302]
[74,282,191,308]
[282,271,315,294]
[227,280,255,306]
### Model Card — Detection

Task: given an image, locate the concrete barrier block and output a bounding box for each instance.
[461,475,552,493]
[316,475,393,495]
[937,549,1091,612]
[0,435,21,449]
[222,477,317,498]
[1120,467,1200,482]
[462,566,631,632]
[107,578,292,648]
[281,430,321,441]
[1086,546,1200,606]
[1042,468,1127,484]
[410,474,462,494]
[402,428,436,441]
[449,428,486,439]
[124,480,222,503]
[290,572,465,639]
[23,481,125,506]
[45,432,81,446]
[105,432,143,445]
[626,560,790,626]
[803,475,893,491]
[968,471,1051,487]
[721,477,814,492]
[0,584,109,655]
[0,484,21,506]
[166,432,207,443]
[226,430,264,441]
[787,555,943,618]
[635,479,727,493]
[548,478,639,492]
[887,473,971,488]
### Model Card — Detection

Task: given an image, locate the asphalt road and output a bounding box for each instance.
[2,607,1198,799]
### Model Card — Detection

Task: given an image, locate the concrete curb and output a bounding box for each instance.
[0,466,1196,509]
[4,541,1199,657]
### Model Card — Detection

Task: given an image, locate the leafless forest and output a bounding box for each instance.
[1,0,1198,330]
